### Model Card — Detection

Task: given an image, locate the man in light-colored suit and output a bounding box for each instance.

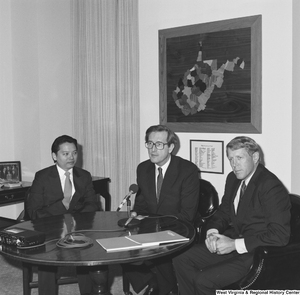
[123,125,199,295]
[27,135,99,295]
[173,136,291,295]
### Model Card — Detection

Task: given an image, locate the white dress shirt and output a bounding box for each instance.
[56,165,75,201]
[155,156,171,188]
[207,169,256,254]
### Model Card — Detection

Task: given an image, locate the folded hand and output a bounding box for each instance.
[214,234,236,255]
[205,234,219,253]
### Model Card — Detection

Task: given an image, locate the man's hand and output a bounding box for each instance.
[214,234,236,254]
[205,233,219,253]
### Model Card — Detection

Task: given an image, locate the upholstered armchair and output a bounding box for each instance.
[194,179,219,243]
[227,193,300,290]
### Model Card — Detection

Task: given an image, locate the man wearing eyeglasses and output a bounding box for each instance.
[123,125,199,295]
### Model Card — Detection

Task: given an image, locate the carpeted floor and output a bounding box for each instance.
[0,254,140,295]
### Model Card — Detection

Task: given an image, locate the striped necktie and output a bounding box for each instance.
[157,167,163,202]
[240,181,247,200]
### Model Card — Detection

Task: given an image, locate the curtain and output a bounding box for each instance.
[71,0,140,211]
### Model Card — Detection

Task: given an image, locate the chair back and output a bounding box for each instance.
[194,179,219,242]
[288,193,300,243]
[16,188,31,222]
[198,179,219,219]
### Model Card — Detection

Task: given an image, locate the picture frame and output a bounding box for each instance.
[190,140,224,174]
[159,15,262,133]
[0,161,22,184]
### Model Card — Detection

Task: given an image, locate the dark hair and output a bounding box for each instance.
[51,135,77,154]
[226,136,260,157]
[145,125,177,147]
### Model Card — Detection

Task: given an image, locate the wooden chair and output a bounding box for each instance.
[21,191,111,295]
[0,216,19,230]
[22,263,78,295]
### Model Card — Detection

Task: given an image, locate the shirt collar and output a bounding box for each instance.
[155,155,171,173]
[56,165,73,178]
[242,166,257,186]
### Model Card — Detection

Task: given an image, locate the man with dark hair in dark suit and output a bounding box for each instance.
[173,136,291,295]
[27,135,98,219]
[27,135,99,295]
[123,125,199,295]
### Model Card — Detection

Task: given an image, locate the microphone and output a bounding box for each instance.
[116,184,139,211]
[118,211,140,228]
[124,211,138,227]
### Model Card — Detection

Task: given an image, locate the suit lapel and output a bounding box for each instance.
[69,167,82,207]
[237,183,255,215]
[143,163,159,213]
[230,178,241,214]
[156,156,177,209]
[49,166,64,197]
[227,178,244,234]
[236,165,263,216]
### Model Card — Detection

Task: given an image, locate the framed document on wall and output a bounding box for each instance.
[190,140,224,174]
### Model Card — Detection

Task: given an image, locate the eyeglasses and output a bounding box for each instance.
[145,141,168,150]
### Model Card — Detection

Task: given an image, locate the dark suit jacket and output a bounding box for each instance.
[133,155,199,223]
[207,163,291,252]
[27,165,98,220]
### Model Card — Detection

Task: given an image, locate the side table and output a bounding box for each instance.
[0,177,111,228]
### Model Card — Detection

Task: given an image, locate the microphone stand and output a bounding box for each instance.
[127,199,131,218]
[117,196,140,228]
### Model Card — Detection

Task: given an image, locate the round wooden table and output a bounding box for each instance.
[0,211,195,294]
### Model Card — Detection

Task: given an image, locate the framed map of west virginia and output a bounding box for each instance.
[159,15,262,133]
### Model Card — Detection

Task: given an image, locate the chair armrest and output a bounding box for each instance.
[258,242,300,257]
[236,246,266,289]
[237,243,300,289]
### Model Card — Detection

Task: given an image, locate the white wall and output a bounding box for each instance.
[0,0,14,160]
[0,0,298,211]
[0,0,72,218]
[0,0,73,180]
[292,0,300,193]
[139,0,294,198]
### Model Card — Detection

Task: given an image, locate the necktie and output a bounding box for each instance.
[63,171,72,209]
[239,181,247,200]
[157,167,163,202]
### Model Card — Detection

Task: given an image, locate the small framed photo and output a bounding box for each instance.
[0,161,22,184]
[190,140,224,174]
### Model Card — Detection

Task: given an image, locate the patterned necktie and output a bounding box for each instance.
[63,171,72,209]
[157,167,163,202]
[239,181,247,200]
